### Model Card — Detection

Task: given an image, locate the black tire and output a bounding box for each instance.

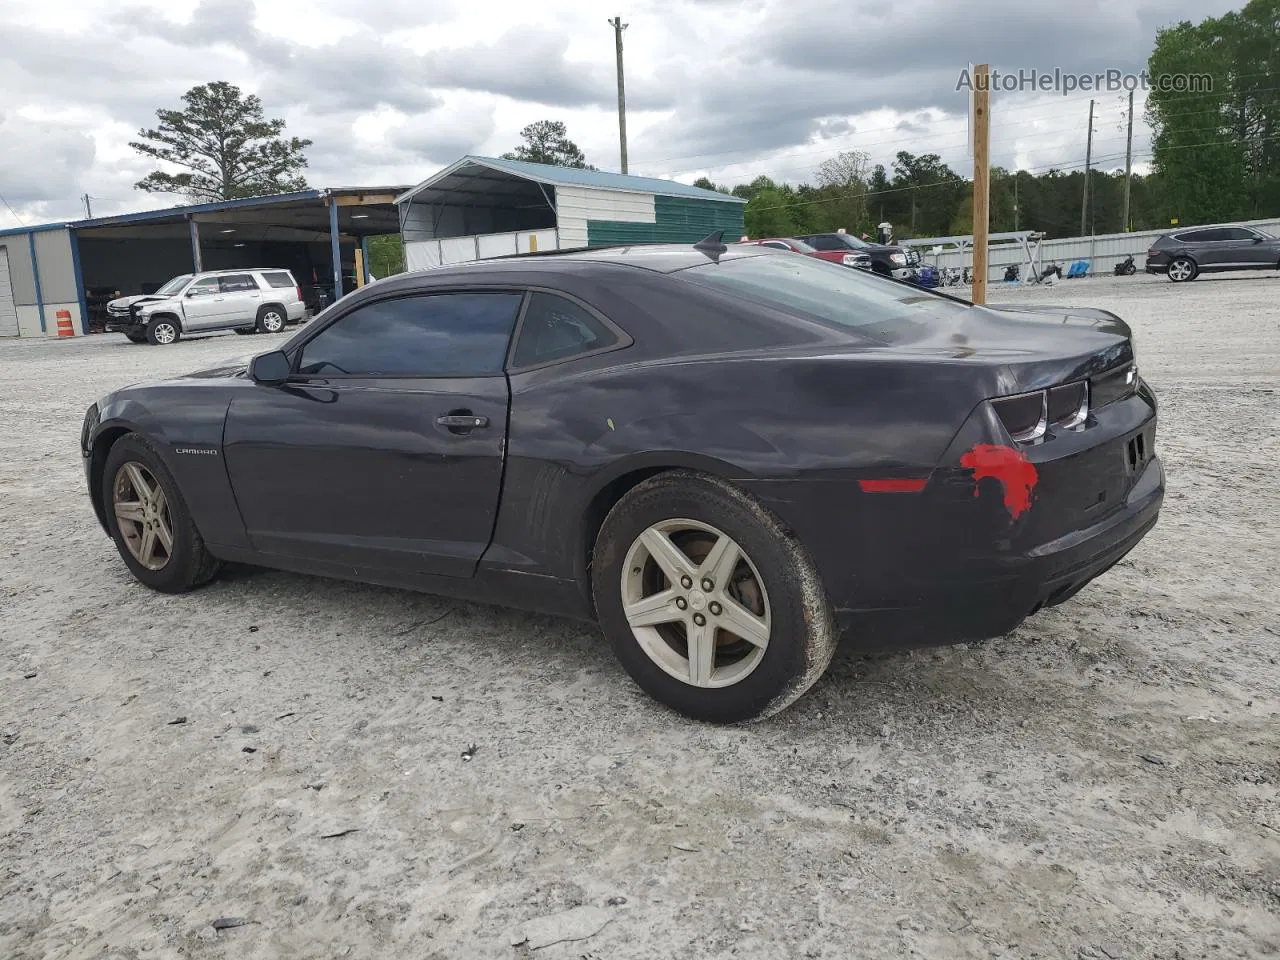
[591,470,837,724]
[102,434,222,593]
[145,315,181,345]
[234,328,256,335]
[1168,257,1198,283]
[256,306,287,334]
[123,331,147,343]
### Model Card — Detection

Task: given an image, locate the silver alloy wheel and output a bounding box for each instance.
[152,321,177,344]
[1168,259,1194,281]
[620,518,772,688]
[261,310,285,332]
[112,461,174,571]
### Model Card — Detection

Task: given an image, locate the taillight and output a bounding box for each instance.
[1047,381,1089,429]
[991,391,1047,443]
[296,285,302,302]
[992,380,1090,443]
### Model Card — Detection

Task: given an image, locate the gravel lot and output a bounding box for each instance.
[2,273,1278,959]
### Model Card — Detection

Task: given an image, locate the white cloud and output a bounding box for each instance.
[0,0,1238,227]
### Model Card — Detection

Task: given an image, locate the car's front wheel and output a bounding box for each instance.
[102,434,222,592]
[1168,257,1197,282]
[145,316,181,344]
[123,331,147,343]
[592,471,837,723]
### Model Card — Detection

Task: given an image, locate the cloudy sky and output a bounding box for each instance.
[0,0,1243,228]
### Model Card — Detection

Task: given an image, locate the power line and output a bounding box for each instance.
[0,192,26,226]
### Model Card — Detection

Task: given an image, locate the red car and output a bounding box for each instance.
[740,237,872,270]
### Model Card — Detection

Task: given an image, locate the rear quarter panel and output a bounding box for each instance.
[490,350,996,589]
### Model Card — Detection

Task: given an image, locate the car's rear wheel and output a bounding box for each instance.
[145,316,180,345]
[257,307,286,334]
[1168,257,1197,282]
[592,471,836,723]
[102,434,222,593]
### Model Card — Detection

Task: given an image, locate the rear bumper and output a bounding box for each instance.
[839,455,1163,647]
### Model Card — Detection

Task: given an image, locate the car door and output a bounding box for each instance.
[1182,228,1228,266]
[222,289,523,578]
[179,277,224,329]
[1224,227,1274,267]
[216,273,264,327]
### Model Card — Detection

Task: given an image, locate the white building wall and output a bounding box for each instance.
[554,186,656,225]
[404,228,559,270]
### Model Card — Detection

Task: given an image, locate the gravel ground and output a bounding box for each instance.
[1,273,1278,959]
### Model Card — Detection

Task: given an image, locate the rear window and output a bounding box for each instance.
[677,253,966,333]
[261,271,295,288]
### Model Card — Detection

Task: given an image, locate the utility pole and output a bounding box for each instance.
[83,194,92,218]
[1081,98,1094,236]
[608,16,629,174]
[1122,89,1134,232]
[1013,174,1019,231]
[971,63,991,305]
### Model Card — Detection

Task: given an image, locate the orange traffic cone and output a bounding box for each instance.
[55,310,75,338]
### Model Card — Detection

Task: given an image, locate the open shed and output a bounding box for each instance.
[0,186,405,338]
[395,156,746,269]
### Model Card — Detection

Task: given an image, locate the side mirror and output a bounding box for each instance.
[248,350,291,385]
[1253,236,1264,243]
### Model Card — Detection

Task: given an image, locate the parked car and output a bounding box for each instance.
[740,237,872,270]
[1145,224,1280,282]
[797,232,921,280]
[81,238,1163,723]
[105,268,306,344]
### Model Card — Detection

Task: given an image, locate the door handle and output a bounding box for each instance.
[436,413,489,429]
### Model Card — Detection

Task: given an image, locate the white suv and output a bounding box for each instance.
[105,269,307,345]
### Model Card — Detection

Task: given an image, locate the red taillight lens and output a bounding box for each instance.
[296,285,302,302]
[991,391,1047,443]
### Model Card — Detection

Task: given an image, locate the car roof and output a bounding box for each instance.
[194,267,293,276]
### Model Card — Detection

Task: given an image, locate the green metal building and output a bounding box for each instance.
[395,156,746,269]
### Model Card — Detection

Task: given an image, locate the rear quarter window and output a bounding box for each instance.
[261,271,296,288]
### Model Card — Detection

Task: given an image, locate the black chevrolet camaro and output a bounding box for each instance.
[81,238,1164,722]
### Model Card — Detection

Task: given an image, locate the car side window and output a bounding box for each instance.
[511,292,620,368]
[807,236,840,251]
[220,274,258,292]
[261,271,295,288]
[296,292,523,377]
[1223,227,1257,241]
[759,240,791,250]
[186,278,219,297]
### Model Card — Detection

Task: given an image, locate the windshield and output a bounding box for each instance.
[678,252,967,333]
[155,274,194,296]
[825,234,869,249]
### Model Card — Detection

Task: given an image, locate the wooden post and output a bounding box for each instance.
[971,63,991,305]
[354,247,365,288]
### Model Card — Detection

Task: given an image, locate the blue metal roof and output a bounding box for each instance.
[396,155,745,206]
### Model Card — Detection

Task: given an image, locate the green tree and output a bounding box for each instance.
[1144,1,1280,223]
[502,120,593,169]
[366,235,405,278]
[131,81,312,201]
[814,150,870,232]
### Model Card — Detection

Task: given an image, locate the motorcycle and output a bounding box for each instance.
[1114,255,1137,276]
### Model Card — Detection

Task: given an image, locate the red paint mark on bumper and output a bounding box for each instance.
[857,478,928,493]
[960,443,1038,519]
